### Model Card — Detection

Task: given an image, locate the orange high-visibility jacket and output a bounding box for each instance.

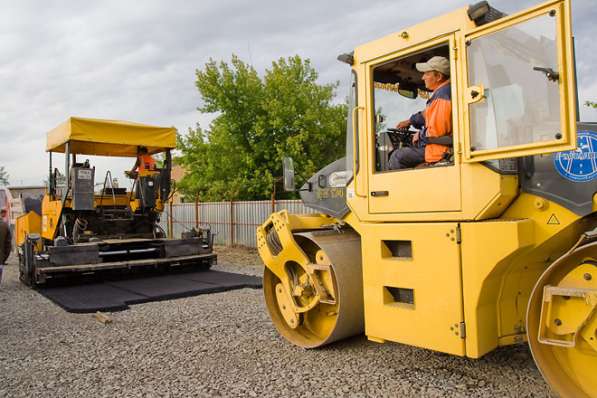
[138,154,156,172]
[409,81,452,163]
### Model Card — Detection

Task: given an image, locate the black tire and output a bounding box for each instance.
[18,242,35,287]
[201,260,213,271]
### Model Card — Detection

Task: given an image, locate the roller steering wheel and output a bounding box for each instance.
[385,127,417,148]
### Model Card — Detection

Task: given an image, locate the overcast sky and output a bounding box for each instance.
[1,0,595,186]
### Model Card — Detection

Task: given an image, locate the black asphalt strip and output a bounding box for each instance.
[37,270,262,313]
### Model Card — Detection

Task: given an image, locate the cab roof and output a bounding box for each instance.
[46,117,177,157]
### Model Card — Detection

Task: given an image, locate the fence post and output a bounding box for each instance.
[229,200,235,246]
[194,197,199,230]
[271,179,276,214]
[168,200,174,239]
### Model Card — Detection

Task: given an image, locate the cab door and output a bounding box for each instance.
[367,35,462,215]
[462,0,577,162]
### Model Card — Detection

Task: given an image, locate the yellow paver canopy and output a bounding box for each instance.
[46,117,177,157]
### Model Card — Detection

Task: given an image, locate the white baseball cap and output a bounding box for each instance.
[416,56,450,76]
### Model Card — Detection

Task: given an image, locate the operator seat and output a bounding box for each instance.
[414,135,454,168]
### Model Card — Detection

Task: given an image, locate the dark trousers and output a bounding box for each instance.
[389,146,425,169]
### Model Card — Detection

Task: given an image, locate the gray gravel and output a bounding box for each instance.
[0,247,552,397]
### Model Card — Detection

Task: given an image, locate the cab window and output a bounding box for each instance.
[468,13,560,152]
[371,44,453,173]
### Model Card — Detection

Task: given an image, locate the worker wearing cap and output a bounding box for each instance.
[128,146,156,177]
[389,56,452,169]
[0,209,12,284]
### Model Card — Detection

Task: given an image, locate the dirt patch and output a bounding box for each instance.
[212,245,263,277]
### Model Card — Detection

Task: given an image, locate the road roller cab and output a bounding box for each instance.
[257,1,597,397]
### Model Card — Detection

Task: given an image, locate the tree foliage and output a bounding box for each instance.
[0,166,9,186]
[177,55,347,201]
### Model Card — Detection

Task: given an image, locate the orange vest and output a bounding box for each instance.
[138,154,156,172]
[423,81,452,163]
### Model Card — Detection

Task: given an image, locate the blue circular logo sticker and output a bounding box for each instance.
[553,130,597,182]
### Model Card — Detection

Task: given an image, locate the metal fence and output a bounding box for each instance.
[160,200,313,248]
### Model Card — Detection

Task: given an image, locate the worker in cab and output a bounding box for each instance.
[389,56,452,169]
[127,146,157,178]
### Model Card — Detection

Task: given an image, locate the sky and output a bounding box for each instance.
[1,0,595,186]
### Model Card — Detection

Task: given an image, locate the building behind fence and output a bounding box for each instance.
[160,200,313,248]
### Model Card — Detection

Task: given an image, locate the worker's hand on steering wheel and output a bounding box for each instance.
[412,131,420,145]
[396,119,411,129]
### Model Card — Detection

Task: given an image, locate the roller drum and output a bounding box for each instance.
[527,237,597,398]
[263,230,363,348]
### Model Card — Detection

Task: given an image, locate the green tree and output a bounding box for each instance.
[0,166,9,186]
[177,55,347,201]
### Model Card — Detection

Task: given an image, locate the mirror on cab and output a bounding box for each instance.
[398,82,418,99]
[398,88,418,99]
[283,156,295,192]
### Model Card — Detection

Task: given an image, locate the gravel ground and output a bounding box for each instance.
[0,246,552,397]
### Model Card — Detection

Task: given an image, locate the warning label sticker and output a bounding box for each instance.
[547,214,560,225]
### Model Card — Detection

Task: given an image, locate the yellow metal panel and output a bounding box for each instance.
[94,195,131,207]
[347,162,517,222]
[462,165,518,220]
[16,211,41,246]
[503,193,584,244]
[461,0,577,162]
[256,211,332,282]
[355,8,475,64]
[368,167,461,214]
[46,117,176,156]
[460,219,535,358]
[498,334,527,347]
[41,195,62,240]
[361,222,465,356]
[460,195,587,358]
[129,199,141,214]
[498,193,588,339]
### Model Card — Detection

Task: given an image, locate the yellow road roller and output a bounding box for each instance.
[17,117,215,286]
[257,1,597,396]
